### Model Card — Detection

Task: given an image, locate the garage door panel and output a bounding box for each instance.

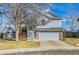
[39,32,59,41]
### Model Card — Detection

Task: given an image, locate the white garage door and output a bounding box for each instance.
[39,32,59,41]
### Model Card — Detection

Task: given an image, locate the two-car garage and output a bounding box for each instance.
[39,32,59,41]
[35,28,64,41]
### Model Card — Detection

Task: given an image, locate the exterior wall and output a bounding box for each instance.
[36,20,61,28]
[35,31,39,40]
[49,20,61,28]
[59,31,64,40]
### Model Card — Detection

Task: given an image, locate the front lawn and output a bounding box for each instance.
[64,38,79,46]
[0,40,40,50]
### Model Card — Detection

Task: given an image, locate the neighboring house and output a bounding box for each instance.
[35,13,65,41]
[3,27,15,39]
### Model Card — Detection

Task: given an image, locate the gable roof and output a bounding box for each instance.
[37,12,61,21]
[45,12,61,20]
[3,27,15,33]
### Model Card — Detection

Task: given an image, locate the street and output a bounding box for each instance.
[5,49,79,55]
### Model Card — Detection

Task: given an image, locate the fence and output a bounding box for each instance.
[64,31,79,38]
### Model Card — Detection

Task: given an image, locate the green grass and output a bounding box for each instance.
[0,40,40,50]
[64,38,79,46]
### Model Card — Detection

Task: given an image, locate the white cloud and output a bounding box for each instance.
[62,18,66,21]
[43,8,50,12]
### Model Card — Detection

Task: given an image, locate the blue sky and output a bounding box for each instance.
[52,3,79,18]
[50,3,79,31]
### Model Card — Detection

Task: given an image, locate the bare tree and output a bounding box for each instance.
[0,4,11,39]
[64,12,79,32]
[9,3,52,41]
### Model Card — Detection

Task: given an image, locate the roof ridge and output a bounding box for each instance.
[47,12,61,20]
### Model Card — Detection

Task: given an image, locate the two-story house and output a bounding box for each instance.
[35,12,64,41]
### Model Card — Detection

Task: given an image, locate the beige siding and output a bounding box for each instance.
[36,20,61,28]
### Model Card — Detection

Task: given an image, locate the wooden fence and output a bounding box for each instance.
[64,31,79,38]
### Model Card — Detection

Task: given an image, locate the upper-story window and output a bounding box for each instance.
[41,20,46,25]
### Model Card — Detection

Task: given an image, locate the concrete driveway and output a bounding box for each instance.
[40,40,74,49]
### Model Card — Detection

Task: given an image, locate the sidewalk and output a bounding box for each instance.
[1,46,79,55]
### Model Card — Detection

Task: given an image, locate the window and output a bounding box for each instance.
[41,20,46,25]
[29,26,36,30]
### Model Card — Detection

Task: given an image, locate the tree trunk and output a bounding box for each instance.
[15,25,19,41]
